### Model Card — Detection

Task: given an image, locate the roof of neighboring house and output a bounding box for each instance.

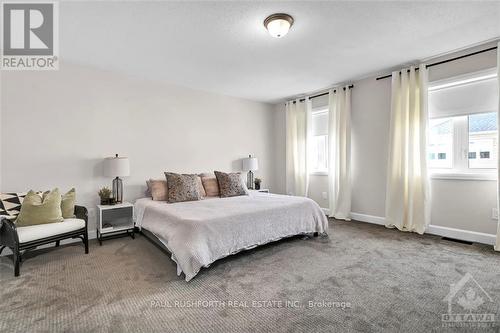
[431,118,452,135]
[432,112,497,134]
[469,112,497,133]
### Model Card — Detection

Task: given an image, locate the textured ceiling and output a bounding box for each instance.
[60,1,500,103]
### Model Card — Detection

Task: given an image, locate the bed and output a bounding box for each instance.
[134,192,328,281]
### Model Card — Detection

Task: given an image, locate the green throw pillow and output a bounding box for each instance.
[16,189,64,227]
[61,188,76,218]
[43,188,76,218]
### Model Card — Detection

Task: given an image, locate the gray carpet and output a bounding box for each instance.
[1,219,499,333]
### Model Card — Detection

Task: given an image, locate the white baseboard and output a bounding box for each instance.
[350,213,385,226]
[349,212,496,246]
[426,225,496,246]
[1,230,97,256]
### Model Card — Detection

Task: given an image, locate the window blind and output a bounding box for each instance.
[429,70,498,119]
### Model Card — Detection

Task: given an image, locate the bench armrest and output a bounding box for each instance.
[0,216,19,248]
[74,205,88,221]
[74,205,88,230]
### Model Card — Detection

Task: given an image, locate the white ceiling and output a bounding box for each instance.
[60,1,500,103]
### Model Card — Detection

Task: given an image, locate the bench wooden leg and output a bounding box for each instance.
[13,248,20,277]
[83,231,89,254]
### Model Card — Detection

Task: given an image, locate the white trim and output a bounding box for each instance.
[310,171,328,176]
[350,212,386,225]
[430,172,497,181]
[349,212,496,245]
[312,107,329,115]
[428,68,497,91]
[1,230,97,256]
[426,225,496,246]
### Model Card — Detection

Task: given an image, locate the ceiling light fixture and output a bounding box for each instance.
[264,13,294,38]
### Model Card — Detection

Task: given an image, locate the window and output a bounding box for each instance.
[428,70,498,178]
[310,108,328,174]
[428,118,453,169]
[469,112,497,168]
[311,135,327,172]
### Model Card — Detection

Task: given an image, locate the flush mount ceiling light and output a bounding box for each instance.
[264,13,294,38]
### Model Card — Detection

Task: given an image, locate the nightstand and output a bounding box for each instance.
[97,202,134,245]
[249,189,270,193]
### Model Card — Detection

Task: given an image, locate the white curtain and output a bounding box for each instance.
[385,65,430,234]
[328,87,352,220]
[285,98,312,196]
[496,42,500,251]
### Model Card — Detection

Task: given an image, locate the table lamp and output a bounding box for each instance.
[242,155,259,189]
[104,154,130,203]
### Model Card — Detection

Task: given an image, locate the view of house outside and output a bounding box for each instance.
[428,112,497,170]
[468,112,497,169]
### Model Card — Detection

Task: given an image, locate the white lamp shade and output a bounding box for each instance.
[242,157,259,171]
[104,156,130,177]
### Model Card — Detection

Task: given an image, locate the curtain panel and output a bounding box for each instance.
[285,99,312,197]
[385,65,430,234]
[496,42,500,251]
[328,87,352,220]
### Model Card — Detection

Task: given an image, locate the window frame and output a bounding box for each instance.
[428,70,498,181]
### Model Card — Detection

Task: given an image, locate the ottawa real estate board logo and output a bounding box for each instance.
[442,273,496,329]
[1,2,59,70]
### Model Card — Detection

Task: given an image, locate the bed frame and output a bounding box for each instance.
[140,227,319,259]
[141,227,172,256]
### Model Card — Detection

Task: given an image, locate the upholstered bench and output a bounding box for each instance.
[0,206,89,276]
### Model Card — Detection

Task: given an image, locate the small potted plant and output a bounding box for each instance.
[254,178,262,190]
[98,187,112,205]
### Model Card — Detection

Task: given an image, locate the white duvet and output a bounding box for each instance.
[134,192,328,281]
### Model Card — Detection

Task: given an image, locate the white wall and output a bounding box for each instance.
[275,42,499,236]
[1,62,276,230]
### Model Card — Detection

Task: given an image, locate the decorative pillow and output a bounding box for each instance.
[146,179,169,201]
[61,188,76,218]
[199,173,220,197]
[196,176,206,198]
[0,192,26,219]
[164,173,201,203]
[16,189,64,227]
[214,171,249,198]
[43,188,76,218]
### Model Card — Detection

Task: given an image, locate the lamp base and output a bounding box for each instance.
[247,171,254,190]
[112,177,123,203]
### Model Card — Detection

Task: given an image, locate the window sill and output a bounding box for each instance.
[430,172,497,181]
[310,171,328,176]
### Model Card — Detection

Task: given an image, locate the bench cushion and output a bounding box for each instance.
[17,218,85,243]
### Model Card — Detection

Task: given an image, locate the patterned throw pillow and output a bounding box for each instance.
[164,172,201,203]
[214,171,249,198]
[0,192,26,219]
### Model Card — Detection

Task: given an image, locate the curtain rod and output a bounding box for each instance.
[290,84,354,104]
[375,46,498,81]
